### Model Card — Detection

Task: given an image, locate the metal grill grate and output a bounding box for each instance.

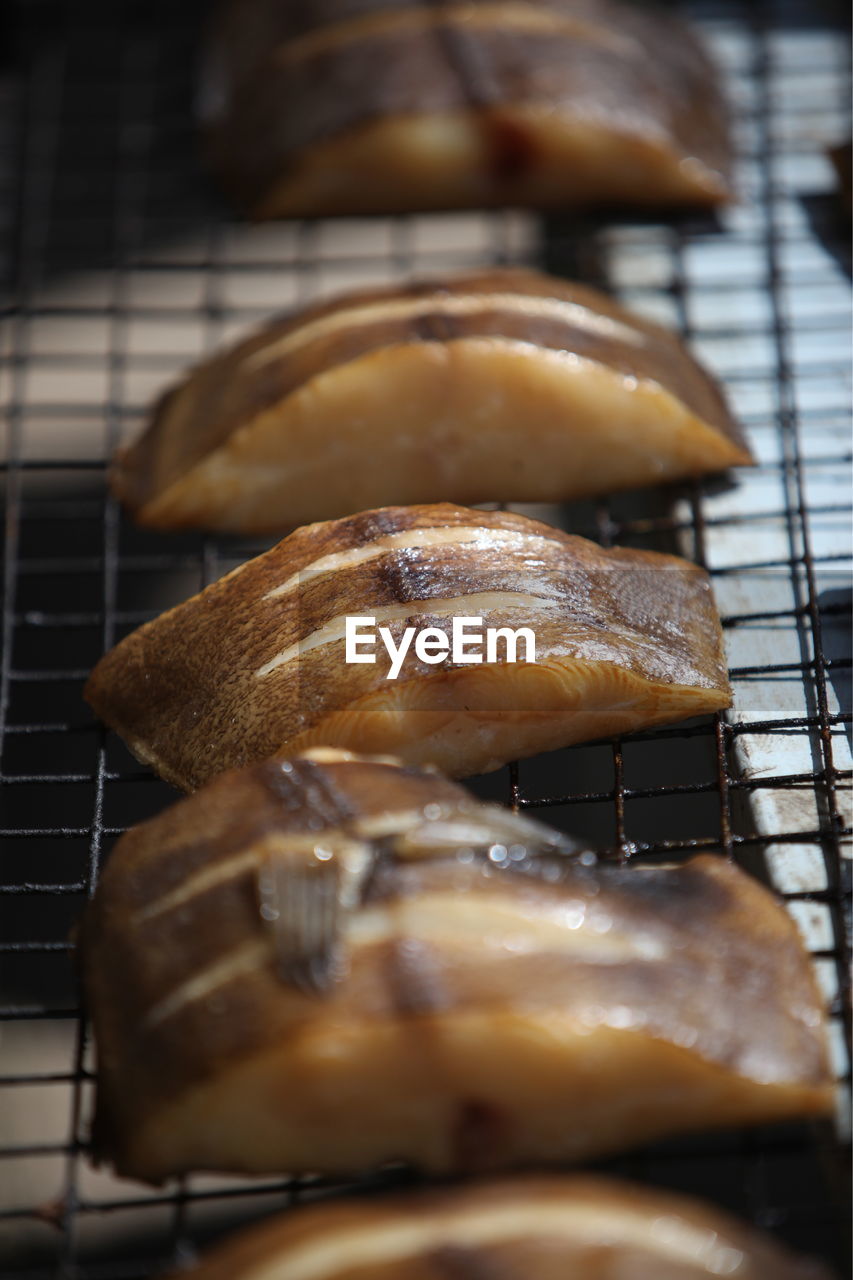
[1,0,850,1276]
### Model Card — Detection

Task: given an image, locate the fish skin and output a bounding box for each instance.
[162,1174,832,1280]
[112,268,750,534]
[78,751,833,1186]
[84,503,732,790]
[202,0,732,217]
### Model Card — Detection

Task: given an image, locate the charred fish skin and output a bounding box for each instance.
[84,503,732,790]
[164,1174,832,1280]
[111,267,751,535]
[202,0,732,218]
[79,750,832,1185]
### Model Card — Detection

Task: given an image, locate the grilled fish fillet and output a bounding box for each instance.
[112,268,750,534]
[79,750,832,1184]
[84,503,732,790]
[202,0,733,217]
[166,1175,832,1280]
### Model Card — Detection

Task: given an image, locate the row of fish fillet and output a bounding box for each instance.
[76,10,835,1269]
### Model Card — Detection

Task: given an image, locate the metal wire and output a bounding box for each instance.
[0,0,850,1276]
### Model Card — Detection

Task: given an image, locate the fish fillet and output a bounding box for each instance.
[78,750,833,1185]
[112,268,750,534]
[202,0,733,217]
[84,503,733,789]
[164,1174,832,1280]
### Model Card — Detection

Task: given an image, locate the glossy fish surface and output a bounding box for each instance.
[84,504,732,789]
[167,1174,832,1280]
[113,269,750,534]
[79,750,833,1184]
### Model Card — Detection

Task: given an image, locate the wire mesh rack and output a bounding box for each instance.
[0,0,851,1276]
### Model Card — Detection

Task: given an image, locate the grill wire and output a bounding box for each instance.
[0,0,850,1276]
